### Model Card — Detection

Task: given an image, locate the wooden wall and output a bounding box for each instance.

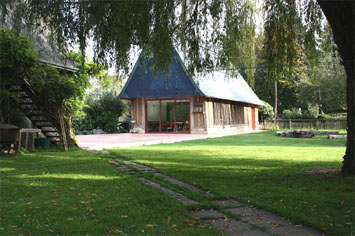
[206,99,247,127]
[192,95,205,129]
[131,98,144,126]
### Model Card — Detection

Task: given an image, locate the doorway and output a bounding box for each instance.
[251,107,256,130]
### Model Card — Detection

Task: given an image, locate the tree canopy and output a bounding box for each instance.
[1,0,322,77]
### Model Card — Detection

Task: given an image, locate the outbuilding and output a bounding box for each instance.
[118,49,263,134]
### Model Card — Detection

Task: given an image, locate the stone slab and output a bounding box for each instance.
[225,207,322,236]
[190,209,226,219]
[154,173,215,197]
[267,224,323,236]
[213,199,243,208]
[138,177,199,205]
[203,219,269,236]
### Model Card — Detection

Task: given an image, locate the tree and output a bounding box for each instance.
[73,92,124,133]
[296,50,346,114]
[1,0,353,175]
[316,1,354,176]
[258,101,274,122]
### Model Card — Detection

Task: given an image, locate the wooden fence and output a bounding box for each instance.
[260,119,347,130]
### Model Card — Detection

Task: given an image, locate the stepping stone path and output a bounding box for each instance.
[109,158,323,236]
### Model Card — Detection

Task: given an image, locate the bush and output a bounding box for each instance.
[282,108,302,119]
[73,92,124,133]
[282,109,293,119]
[303,105,319,119]
[291,108,303,119]
[317,113,329,120]
[259,101,274,121]
[281,105,321,119]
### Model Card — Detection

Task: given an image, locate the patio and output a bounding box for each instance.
[77,131,260,150]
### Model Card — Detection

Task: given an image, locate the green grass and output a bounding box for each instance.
[0,148,217,235]
[109,131,354,235]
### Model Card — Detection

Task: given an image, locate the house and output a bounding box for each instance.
[118,49,263,134]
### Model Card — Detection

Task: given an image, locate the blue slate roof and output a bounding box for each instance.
[119,49,263,106]
[119,50,203,99]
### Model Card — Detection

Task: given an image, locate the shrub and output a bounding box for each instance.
[303,110,318,119]
[281,108,304,119]
[73,92,124,133]
[281,105,322,119]
[303,105,319,119]
[282,109,293,119]
[259,101,274,121]
[317,113,329,120]
[291,108,303,119]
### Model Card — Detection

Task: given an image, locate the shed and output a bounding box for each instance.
[118,49,263,134]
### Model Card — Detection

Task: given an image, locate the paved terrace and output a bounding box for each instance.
[77,131,261,150]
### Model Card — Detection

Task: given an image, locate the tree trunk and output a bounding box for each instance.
[317,1,354,176]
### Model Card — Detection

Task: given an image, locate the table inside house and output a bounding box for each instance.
[19,128,41,150]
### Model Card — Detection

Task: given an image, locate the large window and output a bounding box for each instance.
[146,99,190,133]
[161,100,175,132]
[147,101,160,132]
[176,100,190,132]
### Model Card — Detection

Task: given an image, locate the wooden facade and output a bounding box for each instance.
[129,94,259,134]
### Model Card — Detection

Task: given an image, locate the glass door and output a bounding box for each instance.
[176,100,190,132]
[160,100,175,132]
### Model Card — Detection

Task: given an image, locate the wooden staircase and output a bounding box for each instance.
[10,80,62,145]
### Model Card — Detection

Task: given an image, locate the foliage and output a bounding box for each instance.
[263,0,299,80]
[110,131,352,235]
[0,28,89,120]
[258,100,274,121]
[281,109,293,119]
[282,106,319,119]
[255,23,346,116]
[222,0,256,88]
[1,0,321,78]
[0,90,24,126]
[1,1,344,116]
[303,105,319,119]
[73,92,124,133]
[282,108,302,119]
[295,25,346,113]
[0,27,114,139]
[88,74,126,99]
[0,148,215,235]
[0,28,36,124]
[0,27,38,72]
[67,51,110,90]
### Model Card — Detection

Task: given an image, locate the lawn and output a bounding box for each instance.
[109,131,354,235]
[1,131,353,235]
[0,149,216,235]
